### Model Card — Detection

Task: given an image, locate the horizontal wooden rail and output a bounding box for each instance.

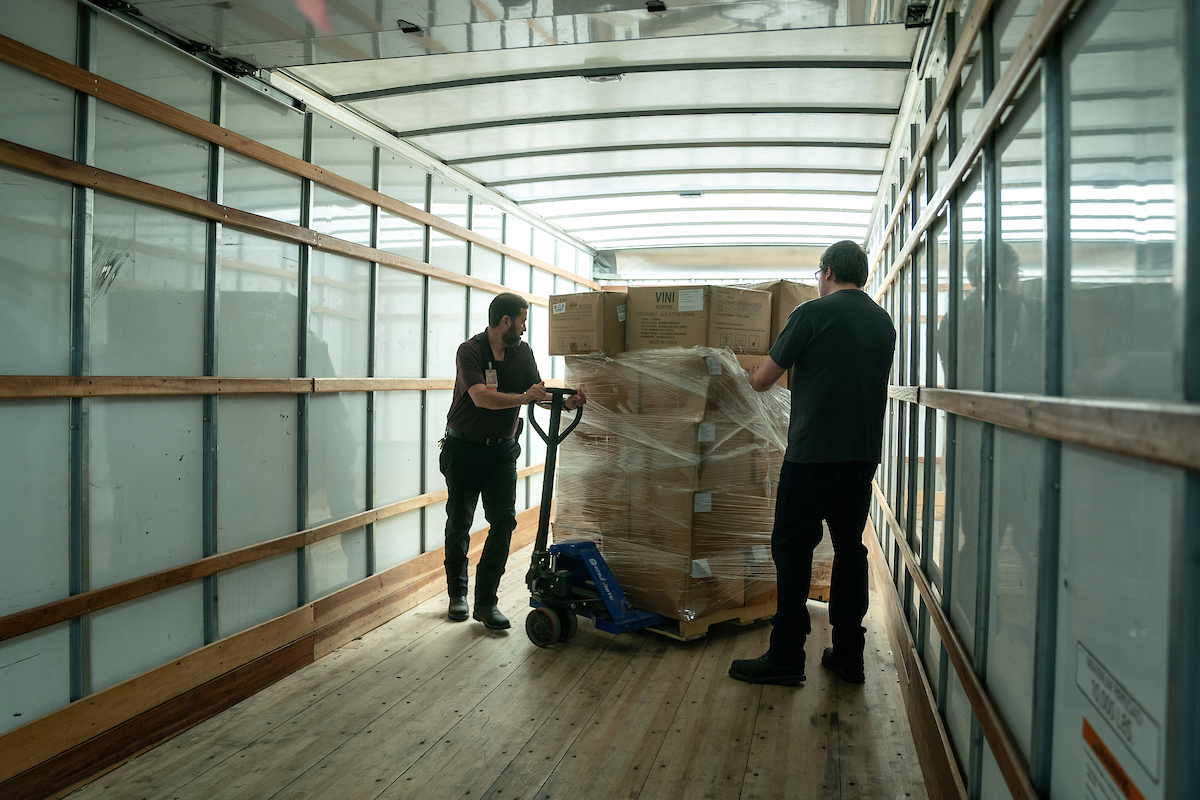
[871,0,1076,300]
[895,385,1200,473]
[0,463,545,643]
[866,0,996,284]
[0,33,597,292]
[0,376,568,399]
[872,481,1036,800]
[0,506,545,791]
[0,138,547,308]
[863,519,967,800]
[888,385,920,403]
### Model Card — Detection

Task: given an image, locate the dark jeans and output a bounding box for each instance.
[439,435,521,606]
[768,459,878,668]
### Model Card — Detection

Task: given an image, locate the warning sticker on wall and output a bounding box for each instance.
[1075,642,1160,780]
[1083,718,1145,800]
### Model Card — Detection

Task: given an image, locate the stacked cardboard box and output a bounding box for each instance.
[555,347,790,622]
[749,279,819,388]
[547,290,627,355]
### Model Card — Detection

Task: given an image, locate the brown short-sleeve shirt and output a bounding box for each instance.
[445,331,542,440]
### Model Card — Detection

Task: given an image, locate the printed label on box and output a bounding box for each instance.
[678,288,705,312]
[553,302,566,315]
[617,304,627,322]
[697,423,715,443]
[693,492,712,513]
[691,558,713,578]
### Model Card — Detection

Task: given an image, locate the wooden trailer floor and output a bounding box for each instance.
[68,544,928,800]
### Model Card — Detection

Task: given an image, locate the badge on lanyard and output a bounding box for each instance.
[485,365,499,390]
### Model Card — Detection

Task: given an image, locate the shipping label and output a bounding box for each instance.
[678,288,705,312]
[1076,642,1160,781]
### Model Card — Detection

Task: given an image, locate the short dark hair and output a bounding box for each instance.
[489,292,528,327]
[819,240,869,287]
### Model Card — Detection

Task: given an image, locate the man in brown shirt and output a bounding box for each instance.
[441,292,585,629]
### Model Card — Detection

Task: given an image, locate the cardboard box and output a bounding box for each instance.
[626,285,771,354]
[548,291,627,355]
[602,538,743,621]
[752,279,818,344]
[565,350,712,420]
[623,482,774,557]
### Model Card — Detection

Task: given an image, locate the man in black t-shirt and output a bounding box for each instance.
[440,293,585,630]
[730,241,895,686]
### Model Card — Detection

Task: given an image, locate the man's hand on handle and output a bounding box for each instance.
[523,381,548,404]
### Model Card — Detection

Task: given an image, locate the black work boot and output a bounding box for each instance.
[728,653,805,686]
[820,647,866,683]
[447,596,468,622]
[473,604,511,630]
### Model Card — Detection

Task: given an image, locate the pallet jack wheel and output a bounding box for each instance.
[555,607,579,641]
[525,607,561,647]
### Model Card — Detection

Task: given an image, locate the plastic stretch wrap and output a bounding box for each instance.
[552,347,836,622]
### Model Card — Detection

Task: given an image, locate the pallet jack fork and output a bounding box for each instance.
[523,388,667,647]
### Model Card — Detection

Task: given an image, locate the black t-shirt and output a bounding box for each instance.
[446,331,542,440]
[769,289,896,464]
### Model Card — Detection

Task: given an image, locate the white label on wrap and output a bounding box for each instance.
[697,422,716,443]
[693,493,712,513]
[678,288,705,312]
[552,302,566,315]
[691,558,713,578]
[706,357,722,375]
[751,545,771,562]
[617,304,627,322]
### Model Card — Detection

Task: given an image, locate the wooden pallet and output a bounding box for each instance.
[646,580,832,642]
[648,600,778,642]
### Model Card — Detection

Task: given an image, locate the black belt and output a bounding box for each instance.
[446,426,513,446]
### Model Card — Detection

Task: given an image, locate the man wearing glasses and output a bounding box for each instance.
[729,240,896,686]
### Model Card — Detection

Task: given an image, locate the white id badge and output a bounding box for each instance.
[485,368,499,390]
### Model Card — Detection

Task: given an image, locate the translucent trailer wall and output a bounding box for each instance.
[0,0,596,776]
[863,1,1198,799]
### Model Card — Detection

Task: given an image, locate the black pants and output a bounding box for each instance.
[768,460,878,667]
[439,435,521,606]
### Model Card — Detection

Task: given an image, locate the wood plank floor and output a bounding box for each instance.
[68,545,928,800]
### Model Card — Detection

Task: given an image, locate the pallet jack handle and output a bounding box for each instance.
[526,388,581,573]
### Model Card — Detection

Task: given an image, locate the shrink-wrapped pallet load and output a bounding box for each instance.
[554,347,790,622]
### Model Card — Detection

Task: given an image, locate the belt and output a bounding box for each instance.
[446,426,513,446]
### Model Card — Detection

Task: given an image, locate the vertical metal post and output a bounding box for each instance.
[1029,30,1066,795]
[419,173,432,554]
[969,13,998,796]
[464,195,474,338]
[69,3,97,703]
[366,146,380,576]
[1167,1,1200,797]
[939,7,961,716]
[891,178,905,589]
[919,81,939,658]
[296,112,314,607]
[906,126,922,631]
[202,73,225,643]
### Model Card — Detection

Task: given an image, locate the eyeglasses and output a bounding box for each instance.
[813,269,824,280]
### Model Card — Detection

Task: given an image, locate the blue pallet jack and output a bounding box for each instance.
[523,388,668,647]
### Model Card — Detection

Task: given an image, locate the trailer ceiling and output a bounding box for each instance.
[120,0,921,254]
